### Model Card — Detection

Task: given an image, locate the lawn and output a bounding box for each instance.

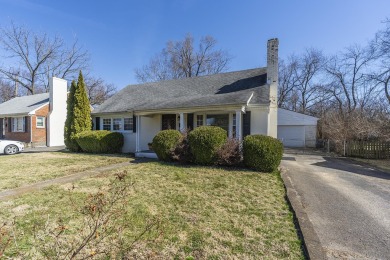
[0,158,304,259]
[0,152,130,191]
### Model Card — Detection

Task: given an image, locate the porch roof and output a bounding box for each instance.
[92,68,269,114]
[0,93,49,117]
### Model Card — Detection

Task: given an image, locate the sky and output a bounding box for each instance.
[0,0,389,90]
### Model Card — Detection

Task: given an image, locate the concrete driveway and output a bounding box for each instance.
[281,151,390,259]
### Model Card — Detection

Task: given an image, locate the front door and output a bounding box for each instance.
[0,118,3,139]
[162,114,177,130]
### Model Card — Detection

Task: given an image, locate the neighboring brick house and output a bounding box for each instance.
[0,77,68,147]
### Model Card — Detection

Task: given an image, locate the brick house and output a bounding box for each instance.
[0,77,68,147]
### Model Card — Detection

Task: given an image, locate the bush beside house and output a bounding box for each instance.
[152,130,182,161]
[188,126,227,165]
[152,127,283,172]
[243,135,283,172]
[74,130,124,153]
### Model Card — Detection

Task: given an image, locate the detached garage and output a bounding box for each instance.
[277,109,318,148]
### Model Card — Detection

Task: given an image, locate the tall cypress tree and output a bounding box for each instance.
[64,80,77,150]
[66,71,92,152]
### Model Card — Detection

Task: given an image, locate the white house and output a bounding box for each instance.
[91,39,318,156]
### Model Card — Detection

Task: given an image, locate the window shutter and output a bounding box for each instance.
[24,116,29,132]
[133,115,136,133]
[243,111,251,137]
[8,118,12,132]
[95,117,100,130]
[187,113,194,130]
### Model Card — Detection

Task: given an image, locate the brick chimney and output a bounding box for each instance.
[266,38,279,138]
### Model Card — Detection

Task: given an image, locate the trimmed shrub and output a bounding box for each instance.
[243,135,283,172]
[216,138,242,166]
[169,130,193,164]
[188,126,227,165]
[152,130,182,161]
[74,130,124,153]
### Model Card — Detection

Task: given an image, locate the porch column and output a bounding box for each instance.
[179,112,185,132]
[235,110,242,141]
[136,115,141,152]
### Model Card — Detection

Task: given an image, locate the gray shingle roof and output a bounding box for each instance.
[0,93,49,117]
[93,68,269,114]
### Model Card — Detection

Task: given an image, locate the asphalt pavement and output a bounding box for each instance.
[281,152,390,259]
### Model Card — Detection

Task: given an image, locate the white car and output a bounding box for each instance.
[0,140,25,155]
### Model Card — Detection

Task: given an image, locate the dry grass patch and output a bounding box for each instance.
[0,152,129,191]
[351,158,390,173]
[0,161,304,259]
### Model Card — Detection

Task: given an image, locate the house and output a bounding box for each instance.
[0,77,68,147]
[91,39,318,156]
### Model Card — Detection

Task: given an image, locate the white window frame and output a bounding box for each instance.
[102,118,112,131]
[36,116,45,128]
[124,117,133,131]
[113,118,122,131]
[196,114,204,127]
[12,117,25,132]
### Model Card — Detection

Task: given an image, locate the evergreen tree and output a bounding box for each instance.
[64,80,77,150]
[66,71,92,152]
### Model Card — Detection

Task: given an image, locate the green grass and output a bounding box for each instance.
[0,152,130,191]
[0,159,304,259]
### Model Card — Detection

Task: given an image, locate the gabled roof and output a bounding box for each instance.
[93,68,269,114]
[0,93,49,117]
[278,108,319,126]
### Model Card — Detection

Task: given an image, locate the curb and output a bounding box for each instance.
[281,166,327,260]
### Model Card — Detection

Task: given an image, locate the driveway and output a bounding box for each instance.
[281,151,390,259]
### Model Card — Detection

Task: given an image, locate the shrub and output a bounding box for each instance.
[152,130,182,161]
[243,135,283,172]
[74,130,124,153]
[169,130,193,164]
[188,126,227,165]
[216,138,242,166]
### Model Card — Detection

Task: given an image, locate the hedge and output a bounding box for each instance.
[243,135,283,172]
[188,126,227,165]
[152,130,182,161]
[74,130,124,153]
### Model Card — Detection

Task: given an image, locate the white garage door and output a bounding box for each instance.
[278,126,305,147]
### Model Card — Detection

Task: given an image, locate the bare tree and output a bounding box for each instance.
[0,79,16,103]
[278,49,325,114]
[85,77,117,106]
[135,34,232,83]
[0,22,89,95]
[324,45,378,114]
[371,19,390,105]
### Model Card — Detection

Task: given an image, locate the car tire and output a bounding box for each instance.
[4,144,19,155]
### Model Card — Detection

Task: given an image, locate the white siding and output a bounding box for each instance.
[139,114,161,151]
[278,108,318,126]
[248,107,268,135]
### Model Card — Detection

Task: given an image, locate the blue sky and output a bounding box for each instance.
[0,0,389,89]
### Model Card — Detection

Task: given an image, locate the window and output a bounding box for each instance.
[206,114,229,133]
[124,118,133,131]
[113,118,122,130]
[12,117,25,132]
[196,115,203,127]
[36,117,45,128]
[103,118,111,130]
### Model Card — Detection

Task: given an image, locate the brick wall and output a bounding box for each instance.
[32,105,49,146]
